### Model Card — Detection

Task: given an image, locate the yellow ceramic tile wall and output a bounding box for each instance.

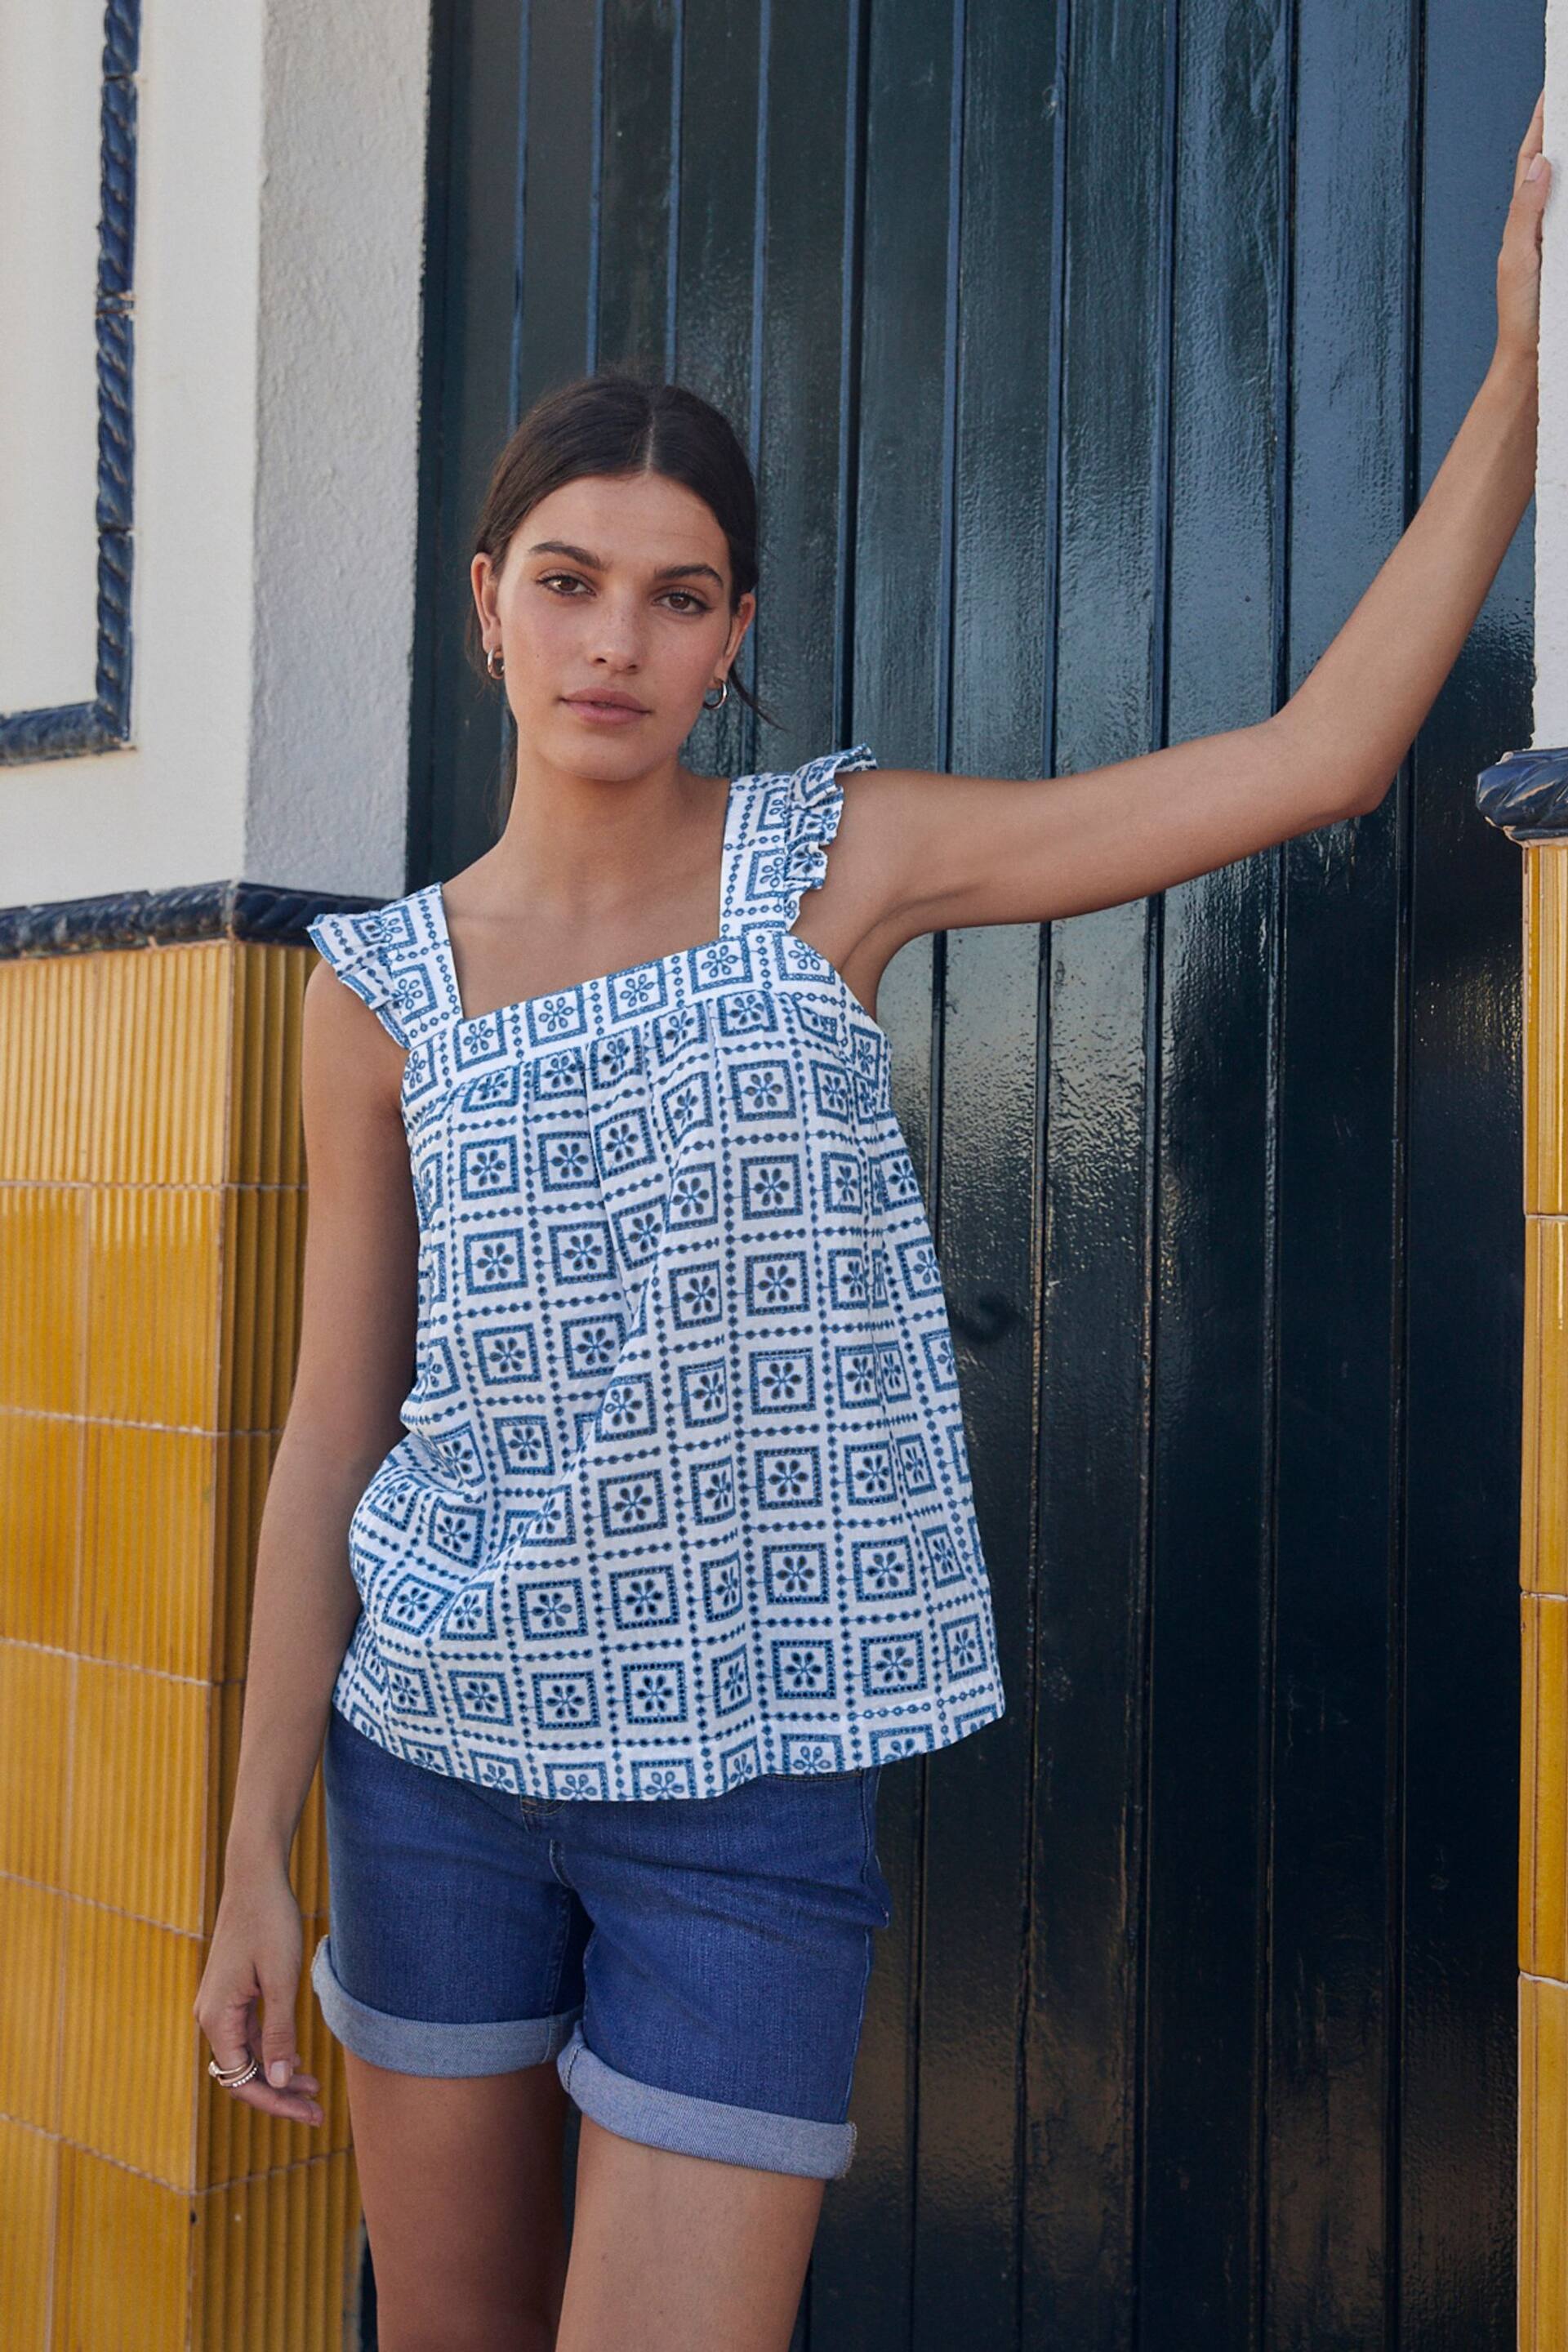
[0,1187,90,1414]
[0,932,359,2347]
[0,1642,74,1886]
[1523,1973,1568,2351]
[1524,1214,1568,1601]
[78,1422,221,1676]
[83,941,234,1189]
[1524,1597,1568,1981]
[190,2150,363,2350]
[84,1182,226,1428]
[69,1659,209,1929]
[1527,847,1566,1220]
[0,947,95,1184]
[0,1877,65,2132]
[1522,843,1568,2352]
[52,2140,203,2352]
[0,1410,83,1648]
[0,2116,56,2347]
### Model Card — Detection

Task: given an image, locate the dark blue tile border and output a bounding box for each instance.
[1477,746,1568,844]
[0,880,386,961]
[1,0,140,764]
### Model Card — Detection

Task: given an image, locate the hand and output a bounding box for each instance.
[194,1866,324,2128]
[1495,86,1550,375]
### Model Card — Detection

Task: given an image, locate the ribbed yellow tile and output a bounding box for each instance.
[227,941,313,1190]
[1526,1217,1568,1599]
[1525,1598,1568,1979]
[1523,1972,1568,2352]
[0,1642,74,1888]
[86,940,233,1190]
[78,1422,219,1677]
[0,1187,89,1414]
[219,1183,306,1435]
[68,1659,209,1932]
[58,1899,202,2185]
[1527,847,1567,1220]
[0,1878,65,2131]
[84,1183,224,1429]
[191,2154,363,2349]
[51,2141,194,2352]
[0,1410,83,1648]
[1,929,339,2339]
[0,948,96,1184]
[213,1431,277,1682]
[0,2114,58,2347]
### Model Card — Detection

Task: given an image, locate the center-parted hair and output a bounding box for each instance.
[466,372,777,812]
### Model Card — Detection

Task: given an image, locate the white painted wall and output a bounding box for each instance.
[0,0,102,718]
[1539,0,1568,737]
[0,0,430,907]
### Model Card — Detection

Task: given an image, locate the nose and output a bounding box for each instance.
[583,592,645,671]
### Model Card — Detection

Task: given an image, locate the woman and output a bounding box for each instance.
[195,92,1549,2352]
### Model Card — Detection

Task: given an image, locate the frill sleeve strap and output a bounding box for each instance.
[305,906,416,1048]
[781,742,879,924]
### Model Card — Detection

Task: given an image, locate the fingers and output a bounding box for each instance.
[211,2051,327,2129]
[1515,86,1547,191]
[198,2002,325,2126]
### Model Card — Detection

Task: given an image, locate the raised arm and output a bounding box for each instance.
[869,89,1548,942]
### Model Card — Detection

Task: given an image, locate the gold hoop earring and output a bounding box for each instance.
[487,646,505,680]
[702,678,728,710]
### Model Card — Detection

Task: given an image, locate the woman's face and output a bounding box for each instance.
[471,470,755,774]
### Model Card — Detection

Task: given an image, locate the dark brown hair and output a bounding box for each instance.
[466,371,777,822]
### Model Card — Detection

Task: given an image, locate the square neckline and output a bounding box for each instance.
[429,768,748,1031]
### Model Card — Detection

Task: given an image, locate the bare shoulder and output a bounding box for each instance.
[809,763,981,958]
[301,956,412,1169]
[303,953,408,1095]
[293,956,419,1457]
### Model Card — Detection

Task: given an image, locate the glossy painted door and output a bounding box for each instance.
[406,4,1540,2343]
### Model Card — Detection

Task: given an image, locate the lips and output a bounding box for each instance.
[564,693,648,714]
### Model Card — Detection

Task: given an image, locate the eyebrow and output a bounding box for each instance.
[526,540,725,590]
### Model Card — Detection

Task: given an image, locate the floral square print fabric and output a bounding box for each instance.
[305,746,1005,1800]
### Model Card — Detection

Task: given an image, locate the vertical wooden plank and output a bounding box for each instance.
[1397,11,1535,2345]
[515,0,600,416]
[907,2,1058,2346]
[412,0,528,884]
[1020,0,1170,2344]
[839,3,960,2344]
[751,0,863,776]
[1266,4,1414,2342]
[670,0,762,788]
[597,0,677,372]
[1137,2,1290,2342]
[746,10,881,2338]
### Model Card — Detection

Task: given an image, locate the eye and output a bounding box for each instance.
[536,572,710,613]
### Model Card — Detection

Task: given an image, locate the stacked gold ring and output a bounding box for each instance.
[207,2055,260,2089]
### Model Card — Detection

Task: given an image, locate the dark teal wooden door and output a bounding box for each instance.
[407,5,1539,2342]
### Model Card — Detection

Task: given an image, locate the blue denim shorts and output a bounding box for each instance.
[310,1705,893,2179]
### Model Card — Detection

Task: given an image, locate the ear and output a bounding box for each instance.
[724,590,757,667]
[470,551,499,629]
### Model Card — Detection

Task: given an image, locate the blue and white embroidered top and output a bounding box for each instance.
[305,745,1006,1802]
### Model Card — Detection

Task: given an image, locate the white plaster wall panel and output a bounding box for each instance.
[0,0,104,715]
[247,0,430,897]
[0,0,429,909]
